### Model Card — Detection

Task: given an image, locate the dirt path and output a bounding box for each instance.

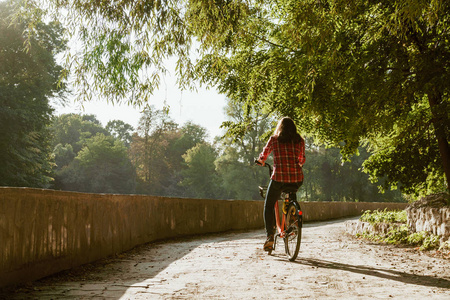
[2,218,449,299]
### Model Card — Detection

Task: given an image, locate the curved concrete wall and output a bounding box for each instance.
[0,187,407,287]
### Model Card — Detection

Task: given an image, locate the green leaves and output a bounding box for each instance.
[360,209,407,224]
[58,133,136,193]
[50,114,137,193]
[181,142,221,199]
[19,0,449,194]
[0,0,65,187]
[362,98,445,196]
[106,120,134,147]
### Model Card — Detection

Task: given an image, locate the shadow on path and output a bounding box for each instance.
[0,230,262,299]
[295,257,450,289]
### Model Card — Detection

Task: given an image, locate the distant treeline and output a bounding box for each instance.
[46,107,403,202]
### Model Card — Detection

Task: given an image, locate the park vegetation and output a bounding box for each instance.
[47,105,402,202]
[357,210,447,251]
[0,0,65,187]
[1,0,448,200]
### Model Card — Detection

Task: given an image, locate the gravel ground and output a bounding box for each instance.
[1,218,449,299]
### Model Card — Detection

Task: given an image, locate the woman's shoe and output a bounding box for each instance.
[263,235,274,251]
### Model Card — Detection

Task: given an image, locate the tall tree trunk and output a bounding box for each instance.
[428,93,450,191]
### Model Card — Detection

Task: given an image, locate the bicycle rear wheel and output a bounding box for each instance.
[284,203,302,261]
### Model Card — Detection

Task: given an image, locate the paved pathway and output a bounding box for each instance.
[1,218,449,299]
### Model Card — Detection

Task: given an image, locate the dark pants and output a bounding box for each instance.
[264,180,303,237]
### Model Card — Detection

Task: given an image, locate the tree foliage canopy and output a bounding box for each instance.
[50,114,136,193]
[57,133,136,193]
[23,0,450,194]
[0,0,65,187]
[51,113,108,154]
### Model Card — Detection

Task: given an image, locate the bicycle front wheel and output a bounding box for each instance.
[284,203,302,261]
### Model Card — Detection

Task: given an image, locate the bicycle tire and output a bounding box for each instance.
[284,203,302,261]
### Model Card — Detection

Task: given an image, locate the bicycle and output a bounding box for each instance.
[256,161,303,261]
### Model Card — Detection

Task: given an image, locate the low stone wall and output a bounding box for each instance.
[406,193,450,244]
[345,194,450,248]
[0,187,407,288]
[345,220,397,237]
[406,208,450,243]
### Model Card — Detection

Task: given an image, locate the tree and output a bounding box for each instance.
[172,122,208,152]
[53,143,75,171]
[51,113,109,184]
[56,133,136,193]
[0,0,65,187]
[167,121,208,166]
[129,105,178,195]
[128,114,211,196]
[106,120,134,147]
[162,122,209,196]
[215,99,274,200]
[50,113,136,193]
[193,0,450,195]
[215,146,261,200]
[51,114,109,154]
[31,0,450,194]
[181,142,222,199]
[302,142,403,202]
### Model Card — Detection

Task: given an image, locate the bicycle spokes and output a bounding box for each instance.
[285,220,297,234]
[284,204,302,261]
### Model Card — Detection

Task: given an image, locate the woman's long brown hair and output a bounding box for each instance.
[274,117,302,143]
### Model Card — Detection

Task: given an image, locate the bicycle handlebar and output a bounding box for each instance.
[255,159,273,177]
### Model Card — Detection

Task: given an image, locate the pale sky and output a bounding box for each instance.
[52,78,228,141]
[52,35,228,141]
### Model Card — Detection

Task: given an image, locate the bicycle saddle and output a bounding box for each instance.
[281,183,299,193]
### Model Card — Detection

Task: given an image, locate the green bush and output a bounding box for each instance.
[407,231,427,246]
[384,225,409,245]
[421,235,440,251]
[360,209,407,224]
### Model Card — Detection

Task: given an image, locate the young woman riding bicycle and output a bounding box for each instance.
[257,117,305,252]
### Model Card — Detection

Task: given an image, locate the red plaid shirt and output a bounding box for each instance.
[258,135,305,183]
